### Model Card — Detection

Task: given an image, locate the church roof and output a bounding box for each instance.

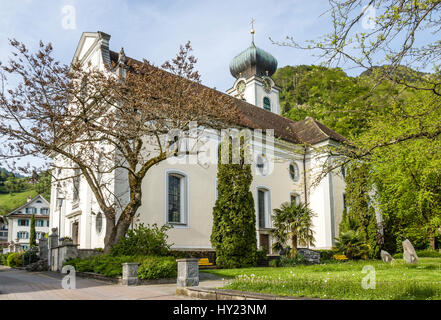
[108,51,347,146]
[291,117,348,145]
[229,42,278,79]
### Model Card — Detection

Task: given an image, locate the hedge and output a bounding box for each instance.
[137,256,177,280]
[393,249,441,259]
[64,254,177,280]
[7,252,24,267]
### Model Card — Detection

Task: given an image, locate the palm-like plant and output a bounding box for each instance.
[335,230,370,260]
[271,202,316,258]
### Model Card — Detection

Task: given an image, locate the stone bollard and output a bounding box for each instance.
[48,228,59,271]
[122,263,139,286]
[176,258,199,287]
[38,238,48,261]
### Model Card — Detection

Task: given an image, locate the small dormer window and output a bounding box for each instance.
[263,97,271,111]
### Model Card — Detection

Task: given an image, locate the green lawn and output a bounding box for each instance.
[201,258,441,300]
[0,190,38,216]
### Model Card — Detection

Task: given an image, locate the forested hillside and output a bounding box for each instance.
[274,65,441,253]
[0,170,51,216]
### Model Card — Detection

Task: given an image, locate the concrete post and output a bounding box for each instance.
[176,258,199,287]
[48,228,59,270]
[122,263,139,286]
[38,238,48,261]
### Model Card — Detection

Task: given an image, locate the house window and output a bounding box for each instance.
[36,232,45,240]
[289,162,300,181]
[96,212,103,234]
[167,172,188,225]
[18,219,29,226]
[25,208,29,214]
[263,97,271,111]
[36,200,42,203]
[17,231,29,239]
[40,208,49,214]
[35,220,44,227]
[32,207,37,214]
[257,188,270,229]
[290,193,301,205]
[47,220,49,227]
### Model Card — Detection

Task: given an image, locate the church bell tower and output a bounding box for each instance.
[226,20,281,115]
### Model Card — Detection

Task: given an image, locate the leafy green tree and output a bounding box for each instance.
[211,138,257,268]
[29,214,36,247]
[271,201,316,258]
[34,170,51,200]
[373,138,441,251]
[339,162,380,258]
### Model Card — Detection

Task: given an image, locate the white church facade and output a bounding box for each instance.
[49,31,347,253]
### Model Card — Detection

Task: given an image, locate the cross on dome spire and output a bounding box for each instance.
[250,18,255,44]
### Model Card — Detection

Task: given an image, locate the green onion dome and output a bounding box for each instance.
[229,42,278,79]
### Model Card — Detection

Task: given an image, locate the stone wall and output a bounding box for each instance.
[298,248,321,264]
[51,244,79,271]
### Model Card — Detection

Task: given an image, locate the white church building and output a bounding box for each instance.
[49,31,347,253]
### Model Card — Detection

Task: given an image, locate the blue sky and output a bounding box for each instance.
[0,0,337,92]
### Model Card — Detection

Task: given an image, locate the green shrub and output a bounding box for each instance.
[110,223,172,257]
[7,252,24,267]
[0,253,13,265]
[22,250,39,266]
[64,254,178,280]
[137,256,177,280]
[279,253,306,267]
[393,249,441,259]
[256,249,268,262]
[335,230,370,260]
[64,254,141,278]
[269,259,280,268]
[315,249,337,261]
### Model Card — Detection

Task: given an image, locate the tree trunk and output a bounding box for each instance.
[102,187,143,254]
[291,234,298,259]
[429,236,436,250]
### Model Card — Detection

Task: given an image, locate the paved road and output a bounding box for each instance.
[0,266,223,300]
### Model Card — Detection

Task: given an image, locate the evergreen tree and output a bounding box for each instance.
[210,138,257,268]
[29,213,36,248]
[338,162,380,258]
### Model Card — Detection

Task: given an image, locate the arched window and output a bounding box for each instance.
[263,97,271,111]
[166,171,188,225]
[289,162,300,181]
[96,212,103,234]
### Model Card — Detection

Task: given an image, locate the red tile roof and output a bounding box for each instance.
[109,51,347,146]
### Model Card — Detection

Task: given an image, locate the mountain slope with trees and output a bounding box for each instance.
[273,64,441,252]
